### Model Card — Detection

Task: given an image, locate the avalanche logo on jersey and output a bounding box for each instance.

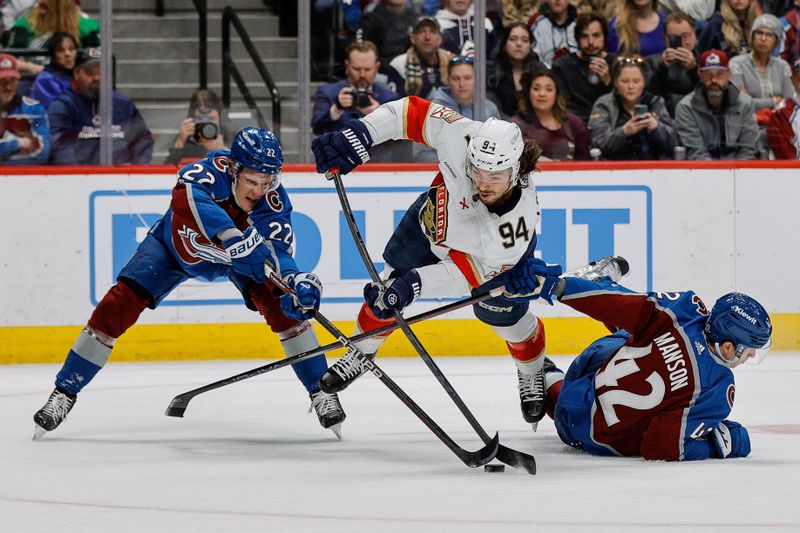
[419,183,448,244]
[429,104,464,124]
[726,384,735,409]
[266,190,284,212]
[175,225,230,265]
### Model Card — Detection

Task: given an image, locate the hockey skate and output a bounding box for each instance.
[33,388,76,440]
[318,346,373,393]
[309,390,346,440]
[517,366,546,431]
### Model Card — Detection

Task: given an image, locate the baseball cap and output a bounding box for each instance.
[0,54,20,80]
[698,49,729,71]
[75,47,102,69]
[413,16,440,34]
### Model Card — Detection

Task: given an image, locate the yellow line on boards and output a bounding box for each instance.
[2,315,797,364]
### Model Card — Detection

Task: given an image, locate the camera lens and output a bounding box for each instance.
[195,120,218,140]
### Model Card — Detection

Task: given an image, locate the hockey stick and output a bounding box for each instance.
[164,284,506,418]
[267,268,499,468]
[330,170,537,475]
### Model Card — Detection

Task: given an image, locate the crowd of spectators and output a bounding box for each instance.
[313,0,800,161]
[5,0,800,165]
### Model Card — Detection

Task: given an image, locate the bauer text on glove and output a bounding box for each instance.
[223,227,278,283]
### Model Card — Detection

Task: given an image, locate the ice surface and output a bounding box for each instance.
[2,354,799,532]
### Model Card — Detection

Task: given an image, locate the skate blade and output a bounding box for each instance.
[329,423,343,441]
[33,425,47,441]
[530,422,539,432]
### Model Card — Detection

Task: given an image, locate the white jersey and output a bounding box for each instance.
[361,96,541,298]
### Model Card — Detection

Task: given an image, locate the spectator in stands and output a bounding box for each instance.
[697,0,761,58]
[0,53,49,163]
[511,66,590,160]
[589,54,675,160]
[552,12,615,124]
[488,22,541,117]
[780,0,800,65]
[645,11,699,116]
[766,58,800,158]
[414,55,501,161]
[386,16,453,97]
[530,0,578,67]
[5,0,99,49]
[312,40,400,135]
[29,31,76,109]
[359,0,420,69]
[761,0,794,16]
[675,50,759,160]
[658,0,715,25]
[428,56,501,117]
[730,14,794,114]
[48,48,153,165]
[500,0,539,28]
[607,0,667,57]
[435,0,499,56]
[166,89,231,165]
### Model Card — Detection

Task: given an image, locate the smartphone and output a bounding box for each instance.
[634,103,649,118]
[668,35,682,49]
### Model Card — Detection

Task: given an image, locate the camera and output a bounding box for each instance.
[193,112,219,141]
[353,86,371,108]
[668,35,682,49]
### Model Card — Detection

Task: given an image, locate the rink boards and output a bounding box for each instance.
[2,162,798,362]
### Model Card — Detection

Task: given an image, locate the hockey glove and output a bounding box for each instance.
[364,269,422,319]
[312,119,373,176]
[223,227,278,284]
[711,420,751,459]
[280,272,323,321]
[503,258,563,304]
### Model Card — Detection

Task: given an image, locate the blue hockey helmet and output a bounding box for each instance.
[229,127,283,191]
[705,292,772,367]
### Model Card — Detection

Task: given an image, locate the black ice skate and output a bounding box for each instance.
[517,367,546,431]
[309,390,346,440]
[318,346,373,393]
[33,388,76,440]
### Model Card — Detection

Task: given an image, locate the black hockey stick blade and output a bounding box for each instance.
[497,444,537,475]
[461,431,500,468]
[165,396,189,418]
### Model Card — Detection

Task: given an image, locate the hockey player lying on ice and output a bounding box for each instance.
[312,95,560,429]
[534,267,772,461]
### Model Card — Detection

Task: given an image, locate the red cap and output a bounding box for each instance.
[698,49,729,71]
[0,54,20,80]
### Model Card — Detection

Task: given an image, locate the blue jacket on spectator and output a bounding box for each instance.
[312,79,399,134]
[48,87,154,165]
[30,66,72,110]
[0,94,50,164]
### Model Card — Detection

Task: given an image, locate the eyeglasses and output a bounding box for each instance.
[450,56,474,65]
[616,55,645,65]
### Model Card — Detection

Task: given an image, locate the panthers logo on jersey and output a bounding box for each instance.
[419,183,448,244]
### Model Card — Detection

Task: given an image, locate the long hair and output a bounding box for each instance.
[46,31,78,68]
[28,0,81,46]
[517,67,570,125]
[497,21,535,69]
[721,0,761,54]
[518,138,542,186]
[616,0,659,54]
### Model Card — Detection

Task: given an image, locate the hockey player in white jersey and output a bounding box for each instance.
[312,95,560,427]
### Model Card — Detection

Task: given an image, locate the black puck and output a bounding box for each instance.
[484,463,505,473]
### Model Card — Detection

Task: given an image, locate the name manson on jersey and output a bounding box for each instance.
[654,332,690,392]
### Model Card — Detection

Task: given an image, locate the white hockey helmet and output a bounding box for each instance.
[466,118,524,186]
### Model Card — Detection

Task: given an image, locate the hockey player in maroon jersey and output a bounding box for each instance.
[531,269,772,461]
